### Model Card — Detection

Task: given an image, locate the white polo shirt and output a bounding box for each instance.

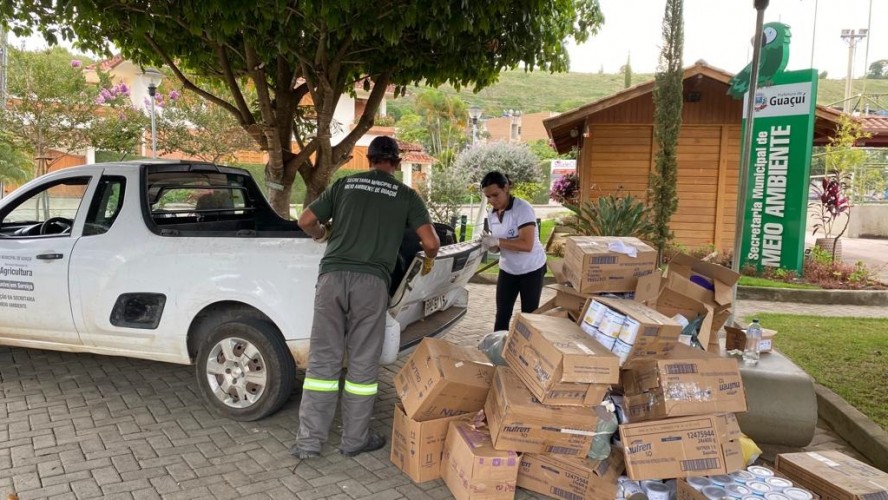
[487,197,547,275]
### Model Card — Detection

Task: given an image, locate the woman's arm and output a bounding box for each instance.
[495,224,537,253]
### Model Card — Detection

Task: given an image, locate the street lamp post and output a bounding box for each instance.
[840,28,868,113]
[468,105,482,145]
[142,68,165,158]
[507,109,523,142]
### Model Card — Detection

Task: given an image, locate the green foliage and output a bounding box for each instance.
[0,133,32,184]
[565,194,655,239]
[88,71,150,161]
[867,59,888,79]
[825,115,870,174]
[453,141,543,185]
[158,83,256,164]
[415,164,468,224]
[650,0,684,258]
[0,47,96,176]
[622,53,632,89]
[528,139,562,160]
[396,89,469,166]
[235,163,402,206]
[2,0,604,211]
[511,182,546,203]
[756,313,888,429]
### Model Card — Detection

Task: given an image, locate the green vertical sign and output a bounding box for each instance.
[740,69,818,273]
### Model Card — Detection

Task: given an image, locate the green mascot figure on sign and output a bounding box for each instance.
[728,22,791,99]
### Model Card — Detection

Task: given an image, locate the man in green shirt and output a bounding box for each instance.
[291,136,440,459]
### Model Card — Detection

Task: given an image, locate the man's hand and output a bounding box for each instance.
[421,256,434,276]
[312,223,331,243]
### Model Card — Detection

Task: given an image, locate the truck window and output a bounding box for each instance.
[145,171,256,231]
[0,177,90,238]
[83,176,126,236]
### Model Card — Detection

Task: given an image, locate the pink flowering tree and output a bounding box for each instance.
[89,71,150,160]
[0,47,96,178]
[156,81,255,164]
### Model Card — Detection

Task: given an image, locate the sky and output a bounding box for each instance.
[567,0,886,78]
[7,0,886,79]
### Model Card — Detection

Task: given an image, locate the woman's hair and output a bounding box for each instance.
[481,171,511,189]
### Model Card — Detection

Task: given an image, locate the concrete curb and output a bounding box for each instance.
[738,286,888,306]
[815,384,888,472]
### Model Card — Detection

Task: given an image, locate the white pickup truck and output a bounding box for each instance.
[0,160,483,420]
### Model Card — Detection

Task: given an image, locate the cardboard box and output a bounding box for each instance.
[676,477,710,500]
[518,447,624,500]
[635,273,719,351]
[619,413,745,480]
[662,254,739,334]
[390,403,468,483]
[775,451,888,500]
[503,313,619,405]
[563,236,658,294]
[725,325,777,353]
[395,338,495,422]
[620,343,747,422]
[441,421,519,500]
[485,366,600,456]
[547,283,596,319]
[590,297,683,365]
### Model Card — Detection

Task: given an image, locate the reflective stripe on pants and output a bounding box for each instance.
[296,271,388,454]
[343,380,378,396]
[303,378,340,392]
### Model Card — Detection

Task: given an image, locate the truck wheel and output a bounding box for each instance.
[195,317,296,421]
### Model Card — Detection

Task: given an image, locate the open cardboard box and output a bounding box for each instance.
[635,274,716,351]
[661,253,740,334]
[725,325,777,353]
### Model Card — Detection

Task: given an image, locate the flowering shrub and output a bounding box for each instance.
[810,169,851,240]
[549,172,579,204]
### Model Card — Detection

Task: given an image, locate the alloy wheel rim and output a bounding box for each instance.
[205,337,268,408]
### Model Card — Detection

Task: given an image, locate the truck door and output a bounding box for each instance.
[0,175,93,344]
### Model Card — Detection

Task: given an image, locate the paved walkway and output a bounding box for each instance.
[805,235,888,284]
[736,300,888,319]
[0,284,879,499]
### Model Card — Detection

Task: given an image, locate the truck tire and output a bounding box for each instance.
[195,317,296,421]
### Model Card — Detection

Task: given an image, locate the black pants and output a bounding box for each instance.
[495,263,547,331]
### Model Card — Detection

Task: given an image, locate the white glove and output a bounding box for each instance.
[481,234,500,251]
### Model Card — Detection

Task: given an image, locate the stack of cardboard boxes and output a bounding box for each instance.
[389,236,753,499]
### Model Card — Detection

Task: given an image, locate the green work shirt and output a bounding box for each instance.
[308,169,432,286]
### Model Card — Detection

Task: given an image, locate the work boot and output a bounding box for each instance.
[339,432,386,457]
[289,444,320,459]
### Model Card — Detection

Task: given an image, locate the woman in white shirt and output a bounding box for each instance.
[480,171,548,331]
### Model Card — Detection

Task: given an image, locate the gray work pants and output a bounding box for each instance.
[296,271,388,453]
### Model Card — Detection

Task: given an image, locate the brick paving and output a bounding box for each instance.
[0,283,879,499]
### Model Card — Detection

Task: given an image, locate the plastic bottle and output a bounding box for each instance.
[744,319,763,365]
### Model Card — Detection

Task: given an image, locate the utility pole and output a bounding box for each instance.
[0,25,8,199]
[841,28,867,113]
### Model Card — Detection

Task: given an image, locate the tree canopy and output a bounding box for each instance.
[1,0,603,214]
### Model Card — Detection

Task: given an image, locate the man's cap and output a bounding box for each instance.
[367,136,401,162]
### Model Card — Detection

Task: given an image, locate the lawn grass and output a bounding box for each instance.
[738,276,820,290]
[754,313,888,430]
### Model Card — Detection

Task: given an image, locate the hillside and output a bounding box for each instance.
[387,69,888,118]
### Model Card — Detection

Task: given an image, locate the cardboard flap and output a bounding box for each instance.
[424,338,495,386]
[635,273,664,305]
[668,254,740,306]
[549,260,568,284]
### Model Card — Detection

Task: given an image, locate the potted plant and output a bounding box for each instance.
[809,169,851,261]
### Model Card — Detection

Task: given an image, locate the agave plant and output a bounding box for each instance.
[565,194,656,239]
[809,170,852,240]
